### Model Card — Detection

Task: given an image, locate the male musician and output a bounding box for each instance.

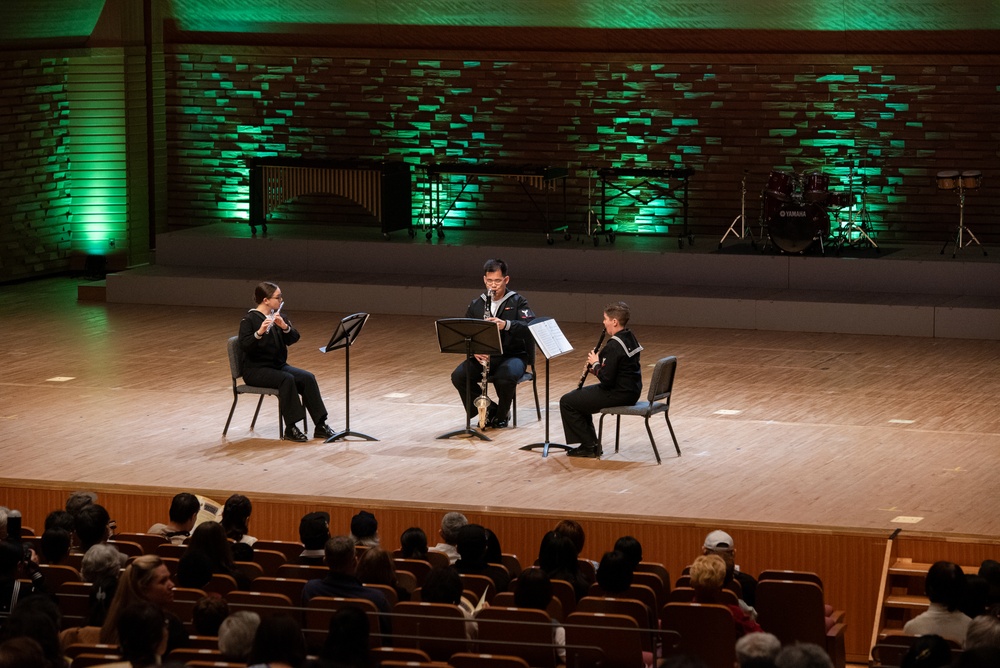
[560,301,642,458]
[451,258,534,429]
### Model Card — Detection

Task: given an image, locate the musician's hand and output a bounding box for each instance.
[474,354,490,365]
[486,316,504,329]
[587,351,599,366]
[272,314,288,331]
[258,319,272,336]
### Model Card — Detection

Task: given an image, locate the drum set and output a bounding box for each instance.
[937,169,987,257]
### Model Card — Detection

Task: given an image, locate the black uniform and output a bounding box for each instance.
[450,290,534,424]
[559,329,643,448]
[239,309,329,428]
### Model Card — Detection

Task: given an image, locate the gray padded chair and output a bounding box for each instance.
[597,355,680,464]
[224,335,305,438]
[508,340,541,426]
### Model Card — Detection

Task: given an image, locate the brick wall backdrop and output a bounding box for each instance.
[166,46,1000,245]
[0,55,71,282]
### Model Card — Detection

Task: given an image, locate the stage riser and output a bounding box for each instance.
[106,271,1000,339]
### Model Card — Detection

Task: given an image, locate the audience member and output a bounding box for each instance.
[44,511,78,551]
[614,535,644,570]
[979,560,1000,607]
[0,541,43,624]
[80,543,128,626]
[115,601,169,667]
[74,503,113,553]
[220,494,256,559]
[952,646,1000,668]
[98,555,187,654]
[702,529,758,608]
[218,610,261,661]
[297,512,331,565]
[961,574,991,620]
[148,492,200,545]
[319,606,374,668]
[595,550,634,595]
[903,560,972,646]
[247,614,308,668]
[0,636,47,668]
[537,530,589,601]
[0,596,67,668]
[192,595,230,636]
[484,528,504,566]
[899,633,952,668]
[455,524,510,593]
[65,491,98,517]
[350,511,380,548]
[399,527,429,561]
[773,642,833,668]
[420,566,477,639]
[513,567,564,664]
[0,509,7,542]
[431,512,468,564]
[301,536,391,635]
[356,547,411,601]
[178,521,252,590]
[554,519,596,582]
[689,554,762,637]
[39,529,71,566]
[736,632,781,668]
[966,612,1000,650]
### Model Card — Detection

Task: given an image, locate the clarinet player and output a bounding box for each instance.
[559,301,643,458]
[450,259,535,429]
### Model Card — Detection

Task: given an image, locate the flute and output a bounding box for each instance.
[576,329,606,389]
[264,300,284,332]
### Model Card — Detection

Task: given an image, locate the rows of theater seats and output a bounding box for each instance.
[21,529,848,668]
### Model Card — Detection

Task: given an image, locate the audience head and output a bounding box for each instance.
[514,567,553,611]
[421,566,464,605]
[192,595,230,636]
[963,574,991,619]
[321,606,372,668]
[440,512,468,545]
[484,528,503,565]
[774,642,834,668]
[168,492,201,528]
[596,550,634,594]
[899,633,952,668]
[553,519,586,556]
[537,530,579,574]
[0,596,63,668]
[925,560,966,611]
[299,511,331,551]
[218,610,261,660]
[248,614,307,668]
[81,543,127,584]
[220,494,253,541]
[980,560,1000,604]
[400,527,429,560]
[688,554,727,597]
[188,520,237,569]
[116,601,168,666]
[65,491,98,516]
[966,612,1000,650]
[613,535,643,569]
[456,524,488,566]
[39,528,71,565]
[325,535,358,575]
[101,554,175,643]
[0,508,7,542]
[350,511,379,546]
[356,547,397,587]
[44,509,76,534]
[75,503,112,550]
[736,632,782,668]
[0,637,47,668]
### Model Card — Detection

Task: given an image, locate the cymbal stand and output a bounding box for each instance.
[940,179,988,258]
[719,171,756,249]
[837,165,878,253]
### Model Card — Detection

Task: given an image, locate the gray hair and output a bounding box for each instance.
[218,610,261,659]
[440,512,468,544]
[81,543,127,583]
[736,632,782,666]
[775,643,834,668]
[967,614,1000,650]
[0,507,8,541]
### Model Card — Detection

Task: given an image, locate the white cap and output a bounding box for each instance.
[703,530,735,551]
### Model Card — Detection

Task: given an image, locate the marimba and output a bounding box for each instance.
[597,166,695,247]
[247,158,412,237]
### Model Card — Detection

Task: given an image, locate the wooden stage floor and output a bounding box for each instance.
[5,275,1000,539]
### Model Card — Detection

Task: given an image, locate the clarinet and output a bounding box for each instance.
[474,289,495,428]
[576,329,606,389]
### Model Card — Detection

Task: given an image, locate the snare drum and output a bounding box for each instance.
[803,172,830,202]
[825,192,847,210]
[961,170,982,190]
[936,170,960,190]
[765,170,794,201]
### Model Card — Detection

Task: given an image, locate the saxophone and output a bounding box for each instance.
[474,289,494,429]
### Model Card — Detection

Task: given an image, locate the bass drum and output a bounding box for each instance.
[767,201,830,253]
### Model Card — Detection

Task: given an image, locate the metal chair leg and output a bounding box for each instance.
[665,414,681,456]
[224,394,239,436]
[644,416,662,465]
[250,395,265,430]
[614,416,622,454]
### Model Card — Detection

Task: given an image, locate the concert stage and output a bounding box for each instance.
[4,224,1000,662]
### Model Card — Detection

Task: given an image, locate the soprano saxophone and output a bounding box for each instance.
[473,289,495,429]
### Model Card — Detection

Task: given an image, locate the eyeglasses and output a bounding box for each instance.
[269,294,284,301]
[484,278,505,285]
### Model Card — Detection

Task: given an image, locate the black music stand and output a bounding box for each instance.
[520,317,574,457]
[435,318,502,441]
[320,312,376,442]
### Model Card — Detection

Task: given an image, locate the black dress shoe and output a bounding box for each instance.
[567,444,601,458]
[284,425,308,442]
[313,423,336,439]
[484,402,498,428]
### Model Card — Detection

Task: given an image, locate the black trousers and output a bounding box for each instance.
[559,385,639,446]
[242,364,328,427]
[451,355,526,421]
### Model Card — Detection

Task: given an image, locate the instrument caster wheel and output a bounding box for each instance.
[437,229,445,239]
[426,231,433,240]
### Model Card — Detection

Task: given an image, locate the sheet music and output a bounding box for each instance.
[529,317,574,360]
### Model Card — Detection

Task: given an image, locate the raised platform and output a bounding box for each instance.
[106,223,1000,339]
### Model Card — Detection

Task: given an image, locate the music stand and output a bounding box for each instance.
[435,318,503,441]
[320,312,376,442]
[520,317,574,457]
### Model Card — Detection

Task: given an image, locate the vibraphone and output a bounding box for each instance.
[247,158,412,237]
[597,166,695,247]
[425,163,569,242]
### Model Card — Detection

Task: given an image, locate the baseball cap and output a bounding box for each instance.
[703,530,735,551]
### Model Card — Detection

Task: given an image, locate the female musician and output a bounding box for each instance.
[238,281,334,442]
[559,301,643,458]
